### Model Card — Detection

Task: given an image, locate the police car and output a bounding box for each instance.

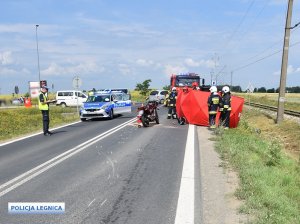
[79,90,131,121]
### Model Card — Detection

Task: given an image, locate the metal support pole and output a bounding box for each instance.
[35,24,41,85]
[230,71,233,89]
[276,0,293,124]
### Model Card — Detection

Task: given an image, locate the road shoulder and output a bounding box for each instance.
[197,126,248,224]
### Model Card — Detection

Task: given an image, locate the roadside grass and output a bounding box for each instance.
[215,108,300,223]
[0,106,79,142]
[235,93,300,111]
[0,91,143,143]
[130,90,148,103]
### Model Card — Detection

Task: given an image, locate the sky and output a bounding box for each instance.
[0,0,299,94]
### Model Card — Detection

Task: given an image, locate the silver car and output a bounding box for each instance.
[148,90,168,104]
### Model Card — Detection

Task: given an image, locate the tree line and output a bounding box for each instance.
[135,80,300,95]
[231,86,300,93]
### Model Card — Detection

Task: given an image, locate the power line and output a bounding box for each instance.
[235,0,271,45]
[233,21,300,70]
[232,40,300,72]
[221,0,256,52]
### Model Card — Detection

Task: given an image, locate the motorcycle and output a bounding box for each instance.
[137,101,159,127]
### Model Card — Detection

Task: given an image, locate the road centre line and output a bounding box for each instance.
[175,124,195,224]
[0,118,136,197]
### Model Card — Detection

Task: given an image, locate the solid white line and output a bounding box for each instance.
[0,121,81,147]
[0,118,136,197]
[175,124,195,224]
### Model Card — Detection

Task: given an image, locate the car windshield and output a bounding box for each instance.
[150,91,159,95]
[176,77,200,87]
[86,95,110,103]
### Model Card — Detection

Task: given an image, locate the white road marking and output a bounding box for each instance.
[100,199,107,207]
[0,121,81,147]
[88,198,96,207]
[175,124,195,224]
[0,118,136,197]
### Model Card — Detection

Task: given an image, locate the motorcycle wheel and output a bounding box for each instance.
[155,109,159,124]
[141,116,150,127]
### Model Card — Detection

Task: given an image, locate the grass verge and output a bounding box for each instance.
[0,106,79,142]
[215,108,300,223]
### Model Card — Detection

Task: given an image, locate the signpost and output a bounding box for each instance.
[72,76,82,113]
[14,86,19,95]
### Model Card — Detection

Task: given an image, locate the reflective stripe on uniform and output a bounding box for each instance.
[38,94,48,110]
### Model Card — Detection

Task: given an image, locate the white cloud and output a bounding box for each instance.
[118,63,131,75]
[0,51,14,65]
[273,64,300,76]
[184,58,200,67]
[164,64,187,77]
[184,58,216,69]
[41,61,105,76]
[136,59,154,67]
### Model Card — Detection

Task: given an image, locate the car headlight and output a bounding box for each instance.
[101,105,108,110]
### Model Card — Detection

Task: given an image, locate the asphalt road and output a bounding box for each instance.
[0,106,202,224]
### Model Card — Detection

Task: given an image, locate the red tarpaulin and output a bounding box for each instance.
[176,89,244,128]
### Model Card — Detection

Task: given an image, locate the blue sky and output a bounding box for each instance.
[0,0,299,94]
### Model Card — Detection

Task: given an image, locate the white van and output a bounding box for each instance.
[56,90,88,107]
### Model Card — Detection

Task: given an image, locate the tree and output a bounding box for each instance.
[135,79,152,96]
[257,87,267,93]
[163,85,170,90]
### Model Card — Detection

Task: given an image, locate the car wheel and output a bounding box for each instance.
[60,102,67,108]
[81,118,87,122]
[160,99,164,104]
[109,109,114,120]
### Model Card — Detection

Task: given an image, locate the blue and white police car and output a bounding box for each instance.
[79,90,131,121]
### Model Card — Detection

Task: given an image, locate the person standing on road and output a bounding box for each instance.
[207,86,221,128]
[220,86,232,129]
[38,86,54,136]
[165,87,177,119]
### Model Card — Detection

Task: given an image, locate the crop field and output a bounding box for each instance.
[235,92,300,111]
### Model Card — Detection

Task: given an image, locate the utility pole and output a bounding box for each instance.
[276,0,293,124]
[230,71,233,89]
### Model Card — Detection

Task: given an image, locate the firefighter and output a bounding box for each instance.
[220,86,231,129]
[192,82,200,90]
[166,87,177,119]
[207,86,221,129]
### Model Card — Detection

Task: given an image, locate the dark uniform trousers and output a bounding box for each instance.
[41,110,50,134]
[220,93,231,128]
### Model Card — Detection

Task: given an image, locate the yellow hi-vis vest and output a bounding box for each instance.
[38,93,49,110]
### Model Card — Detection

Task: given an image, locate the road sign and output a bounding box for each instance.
[72,76,82,89]
[14,86,19,94]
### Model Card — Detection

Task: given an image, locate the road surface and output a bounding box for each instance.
[0,106,243,224]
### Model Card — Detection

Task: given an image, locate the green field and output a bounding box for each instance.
[235,93,300,111]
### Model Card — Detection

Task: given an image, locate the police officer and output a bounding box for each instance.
[38,86,53,136]
[207,86,221,128]
[220,86,231,129]
[165,87,177,119]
